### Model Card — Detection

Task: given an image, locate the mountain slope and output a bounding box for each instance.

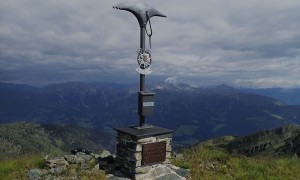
[226,124,300,156]
[0,122,114,160]
[199,124,300,157]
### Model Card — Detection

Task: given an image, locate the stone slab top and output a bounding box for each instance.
[114,125,173,138]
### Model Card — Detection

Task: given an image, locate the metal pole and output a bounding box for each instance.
[139,26,146,127]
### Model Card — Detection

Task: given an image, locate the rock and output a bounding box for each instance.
[156,173,185,180]
[74,156,85,164]
[28,168,42,180]
[81,162,90,170]
[133,164,188,180]
[76,152,93,161]
[49,166,66,175]
[91,153,100,159]
[167,164,190,178]
[99,149,111,158]
[47,158,69,168]
[106,174,131,180]
[64,154,76,163]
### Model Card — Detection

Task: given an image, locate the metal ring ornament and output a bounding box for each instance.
[137,50,152,69]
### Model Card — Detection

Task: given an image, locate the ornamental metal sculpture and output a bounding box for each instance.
[113,2,166,127]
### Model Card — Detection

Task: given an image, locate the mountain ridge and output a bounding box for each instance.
[198,124,300,157]
[1,82,300,147]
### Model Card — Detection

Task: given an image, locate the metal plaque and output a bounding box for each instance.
[143,102,154,107]
[142,142,166,165]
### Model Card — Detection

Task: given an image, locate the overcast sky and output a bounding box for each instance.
[1,0,300,88]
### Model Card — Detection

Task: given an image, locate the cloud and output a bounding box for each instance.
[1,0,300,87]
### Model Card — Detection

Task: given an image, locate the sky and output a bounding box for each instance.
[1,0,300,88]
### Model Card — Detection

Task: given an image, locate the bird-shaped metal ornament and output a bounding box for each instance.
[113,2,166,27]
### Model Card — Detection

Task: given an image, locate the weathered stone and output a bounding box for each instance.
[135,166,152,174]
[136,144,142,152]
[74,156,85,164]
[134,164,187,180]
[166,144,172,151]
[156,133,172,139]
[106,174,131,180]
[155,173,185,180]
[166,152,172,159]
[49,165,66,175]
[115,127,175,178]
[99,149,111,158]
[167,164,190,178]
[64,154,76,163]
[28,168,42,180]
[81,162,90,170]
[137,137,156,143]
[47,158,69,168]
[152,164,173,176]
[164,159,171,164]
[90,153,100,159]
[76,152,93,161]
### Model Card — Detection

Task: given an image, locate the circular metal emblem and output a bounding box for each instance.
[137,51,152,69]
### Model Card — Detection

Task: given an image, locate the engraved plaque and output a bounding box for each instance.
[142,142,166,165]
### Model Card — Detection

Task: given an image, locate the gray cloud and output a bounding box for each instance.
[1,0,300,87]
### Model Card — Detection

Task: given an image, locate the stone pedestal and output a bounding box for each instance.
[114,126,173,180]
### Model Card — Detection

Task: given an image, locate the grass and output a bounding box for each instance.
[0,155,45,180]
[172,145,300,180]
[0,155,106,180]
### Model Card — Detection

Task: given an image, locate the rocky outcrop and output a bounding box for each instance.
[28,148,190,180]
[28,148,108,180]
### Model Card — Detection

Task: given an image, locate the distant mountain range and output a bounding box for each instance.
[1,82,300,147]
[242,87,300,105]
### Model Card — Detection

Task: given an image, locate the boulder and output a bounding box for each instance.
[99,149,111,158]
[28,168,42,180]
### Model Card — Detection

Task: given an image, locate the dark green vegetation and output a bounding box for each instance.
[0,122,114,160]
[173,125,300,179]
[0,155,45,180]
[1,82,300,148]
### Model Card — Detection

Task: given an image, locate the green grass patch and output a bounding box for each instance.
[172,145,300,180]
[0,155,45,180]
